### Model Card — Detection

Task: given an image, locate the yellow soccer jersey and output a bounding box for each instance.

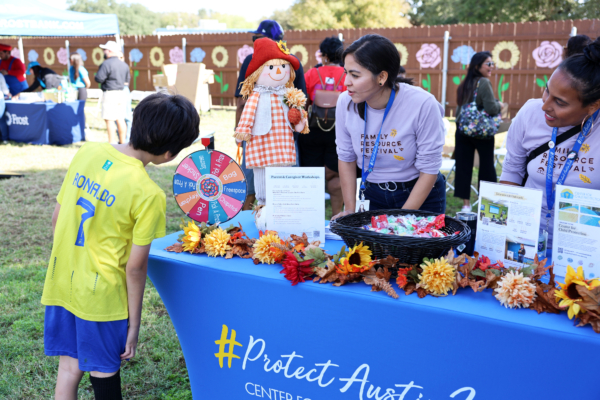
[41,143,166,321]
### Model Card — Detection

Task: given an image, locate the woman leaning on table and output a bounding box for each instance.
[332,34,446,219]
[499,38,600,247]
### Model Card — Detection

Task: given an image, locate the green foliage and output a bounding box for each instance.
[198,9,257,30]
[409,0,586,25]
[422,74,431,93]
[497,74,509,103]
[271,0,411,30]
[452,75,465,85]
[536,75,549,88]
[305,247,328,268]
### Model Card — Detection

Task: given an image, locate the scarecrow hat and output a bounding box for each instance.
[245,38,300,79]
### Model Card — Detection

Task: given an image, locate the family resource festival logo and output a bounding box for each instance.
[213,324,477,400]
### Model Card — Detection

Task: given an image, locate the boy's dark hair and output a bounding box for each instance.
[565,35,592,59]
[130,93,199,156]
[342,34,414,120]
[560,38,600,107]
[456,51,493,106]
[319,36,344,64]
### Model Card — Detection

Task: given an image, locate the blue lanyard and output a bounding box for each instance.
[360,89,396,198]
[545,109,599,227]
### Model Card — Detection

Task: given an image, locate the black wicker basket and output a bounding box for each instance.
[330,209,471,270]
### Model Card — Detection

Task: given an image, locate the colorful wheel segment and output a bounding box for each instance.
[173,150,247,225]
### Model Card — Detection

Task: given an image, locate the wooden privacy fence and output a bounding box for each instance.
[3,19,598,116]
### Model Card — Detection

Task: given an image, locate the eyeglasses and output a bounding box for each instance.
[485,62,496,67]
[252,35,264,43]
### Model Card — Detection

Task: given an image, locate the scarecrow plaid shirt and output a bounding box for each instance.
[237,92,296,168]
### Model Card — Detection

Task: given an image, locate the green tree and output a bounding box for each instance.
[409,0,582,25]
[272,0,411,30]
[67,0,161,35]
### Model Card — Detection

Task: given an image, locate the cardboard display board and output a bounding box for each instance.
[160,63,215,112]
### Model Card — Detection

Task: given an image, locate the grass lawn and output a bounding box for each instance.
[0,104,500,399]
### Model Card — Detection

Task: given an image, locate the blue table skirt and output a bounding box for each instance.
[5,100,85,145]
[148,211,600,400]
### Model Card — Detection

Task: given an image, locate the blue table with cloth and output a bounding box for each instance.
[148,211,600,400]
[4,100,85,145]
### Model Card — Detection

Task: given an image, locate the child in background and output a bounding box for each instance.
[41,93,199,400]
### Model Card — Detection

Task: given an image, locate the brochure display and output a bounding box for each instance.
[475,182,543,267]
[265,167,325,243]
[552,184,600,278]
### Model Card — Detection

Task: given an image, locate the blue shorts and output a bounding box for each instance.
[44,305,128,373]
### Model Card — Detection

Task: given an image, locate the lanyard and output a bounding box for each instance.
[545,109,599,228]
[360,89,396,199]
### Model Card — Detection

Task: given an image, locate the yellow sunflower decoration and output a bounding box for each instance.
[289,44,308,66]
[555,265,600,319]
[253,232,282,264]
[418,257,455,296]
[337,243,372,274]
[492,41,520,69]
[277,41,290,55]
[182,221,201,253]
[204,228,232,257]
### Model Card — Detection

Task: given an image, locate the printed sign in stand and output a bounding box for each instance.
[552,184,600,278]
[475,182,543,268]
[173,150,247,225]
[266,167,325,243]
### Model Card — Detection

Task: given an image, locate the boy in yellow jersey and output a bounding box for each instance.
[41,93,199,400]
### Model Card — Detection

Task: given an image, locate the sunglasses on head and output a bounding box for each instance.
[485,61,495,67]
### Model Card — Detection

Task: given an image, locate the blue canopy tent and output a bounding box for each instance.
[0,0,120,66]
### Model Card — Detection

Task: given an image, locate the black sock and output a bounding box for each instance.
[89,369,123,400]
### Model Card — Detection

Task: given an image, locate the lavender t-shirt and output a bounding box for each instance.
[500,98,600,244]
[335,84,445,183]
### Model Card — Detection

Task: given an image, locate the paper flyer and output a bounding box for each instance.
[552,185,600,278]
[266,167,325,244]
[475,182,543,268]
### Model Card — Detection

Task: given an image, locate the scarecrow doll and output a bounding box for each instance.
[235,38,309,226]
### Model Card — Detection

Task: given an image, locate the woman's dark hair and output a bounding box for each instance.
[319,36,343,64]
[456,51,492,106]
[70,52,84,80]
[131,93,200,156]
[565,35,592,59]
[559,38,600,107]
[398,65,406,74]
[31,65,42,76]
[342,34,413,119]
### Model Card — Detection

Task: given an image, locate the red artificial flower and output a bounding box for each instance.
[396,274,408,288]
[433,214,446,229]
[475,255,491,271]
[280,251,314,286]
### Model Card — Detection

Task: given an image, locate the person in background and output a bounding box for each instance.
[0,73,9,142]
[454,51,505,213]
[95,40,130,144]
[0,44,27,97]
[300,36,346,216]
[500,39,600,248]
[69,53,90,101]
[398,65,406,78]
[518,244,526,263]
[332,34,446,219]
[564,34,592,59]
[23,62,62,92]
[234,19,307,211]
[117,52,133,142]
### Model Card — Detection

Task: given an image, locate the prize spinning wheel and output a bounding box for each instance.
[173,150,247,225]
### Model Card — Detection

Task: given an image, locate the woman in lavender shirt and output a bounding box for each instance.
[500,39,600,246]
[332,34,446,219]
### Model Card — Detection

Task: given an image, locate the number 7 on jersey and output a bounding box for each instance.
[75,197,95,247]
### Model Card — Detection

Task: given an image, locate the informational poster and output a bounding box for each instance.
[266,167,325,243]
[475,182,543,268]
[552,185,600,278]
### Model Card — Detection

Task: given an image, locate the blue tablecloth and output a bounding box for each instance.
[4,100,85,145]
[148,211,600,400]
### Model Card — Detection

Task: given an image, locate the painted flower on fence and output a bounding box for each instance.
[315,50,322,64]
[451,45,475,65]
[57,47,69,65]
[44,47,55,65]
[394,43,409,67]
[169,46,184,64]
[149,47,165,67]
[532,41,563,68]
[11,48,21,60]
[129,48,143,63]
[76,48,87,61]
[28,49,38,62]
[290,44,308,66]
[237,45,253,64]
[190,47,206,63]
[492,41,520,69]
[211,46,228,68]
[416,43,441,68]
[92,48,104,66]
